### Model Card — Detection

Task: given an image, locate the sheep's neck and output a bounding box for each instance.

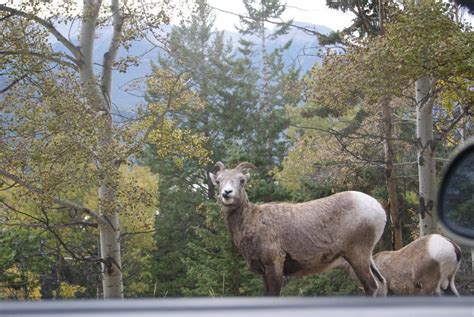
[223,192,253,245]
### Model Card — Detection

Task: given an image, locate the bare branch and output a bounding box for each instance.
[0,50,78,70]
[0,74,28,93]
[332,132,385,165]
[0,12,13,21]
[47,222,100,263]
[1,221,97,229]
[0,179,18,191]
[209,5,325,37]
[120,229,156,240]
[289,123,414,144]
[1,199,45,224]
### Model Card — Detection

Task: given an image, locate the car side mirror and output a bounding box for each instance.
[438,140,474,247]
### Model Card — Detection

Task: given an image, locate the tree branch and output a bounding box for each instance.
[80,0,110,113]
[46,222,100,263]
[1,199,45,225]
[0,74,28,93]
[209,5,325,37]
[102,0,124,99]
[120,229,156,241]
[0,50,78,70]
[0,12,13,21]
[434,106,470,146]
[289,123,414,143]
[0,168,106,225]
[2,197,100,264]
[1,221,98,229]
[0,4,81,60]
[332,132,385,165]
[80,0,101,71]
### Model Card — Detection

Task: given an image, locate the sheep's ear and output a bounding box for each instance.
[245,173,251,181]
[209,173,217,186]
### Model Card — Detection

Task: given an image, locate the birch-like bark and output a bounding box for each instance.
[80,0,123,299]
[1,0,127,299]
[102,0,123,98]
[381,98,403,250]
[416,76,437,236]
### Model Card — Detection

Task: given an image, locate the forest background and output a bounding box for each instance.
[0,0,473,299]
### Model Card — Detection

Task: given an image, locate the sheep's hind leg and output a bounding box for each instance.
[443,267,460,296]
[345,254,385,297]
[370,258,387,296]
[446,276,459,296]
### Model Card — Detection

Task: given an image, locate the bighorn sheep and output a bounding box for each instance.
[372,234,461,296]
[210,162,387,296]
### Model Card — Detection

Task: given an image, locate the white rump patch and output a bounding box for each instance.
[427,234,459,290]
[427,234,457,262]
[350,191,386,240]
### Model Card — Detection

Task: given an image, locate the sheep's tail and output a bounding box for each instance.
[370,260,384,283]
[443,277,460,296]
[370,258,387,296]
[450,239,462,263]
[334,258,385,283]
[442,237,462,296]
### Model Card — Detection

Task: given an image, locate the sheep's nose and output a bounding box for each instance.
[223,189,233,198]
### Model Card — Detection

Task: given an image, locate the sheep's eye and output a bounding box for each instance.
[215,180,220,185]
[240,178,246,185]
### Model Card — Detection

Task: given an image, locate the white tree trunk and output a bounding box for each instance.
[0,0,126,299]
[98,195,123,298]
[80,0,124,299]
[416,76,437,236]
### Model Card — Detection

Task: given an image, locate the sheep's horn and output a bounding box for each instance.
[236,162,256,171]
[215,161,225,172]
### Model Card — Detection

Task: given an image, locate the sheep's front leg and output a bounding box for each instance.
[262,262,284,296]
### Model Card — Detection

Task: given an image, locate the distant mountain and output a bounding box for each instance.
[109,22,331,112]
[10,22,331,113]
[223,21,331,71]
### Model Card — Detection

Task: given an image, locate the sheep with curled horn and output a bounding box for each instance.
[210,161,388,296]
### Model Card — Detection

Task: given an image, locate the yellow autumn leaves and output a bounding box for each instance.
[131,69,209,167]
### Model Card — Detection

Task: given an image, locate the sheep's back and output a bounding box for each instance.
[257,191,386,262]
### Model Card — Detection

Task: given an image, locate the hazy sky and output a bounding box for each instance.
[204,0,473,32]
[206,0,355,32]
